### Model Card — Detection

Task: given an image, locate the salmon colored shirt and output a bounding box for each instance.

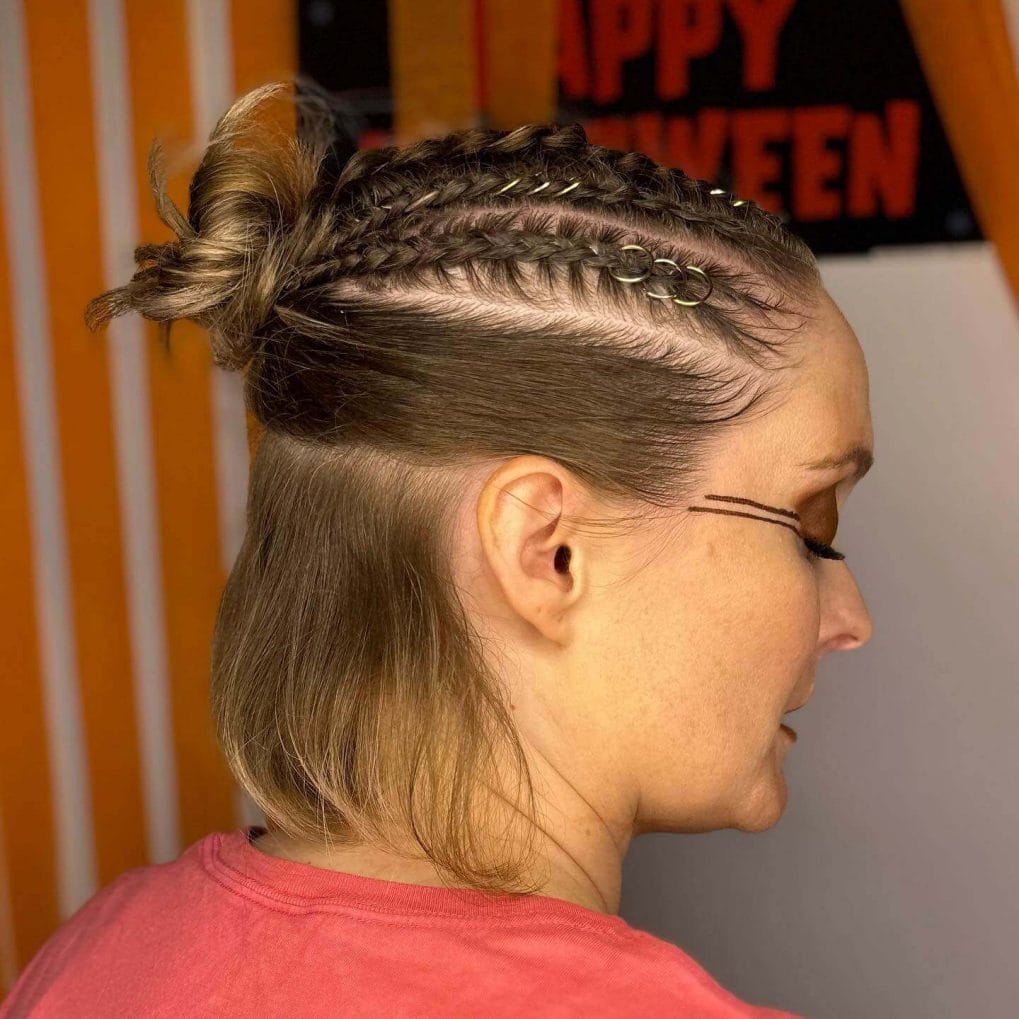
[1,825,804,1017]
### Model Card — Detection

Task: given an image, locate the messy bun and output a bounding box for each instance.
[85,81,334,372]
[84,80,822,896]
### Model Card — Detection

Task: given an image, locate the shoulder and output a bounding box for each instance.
[601,924,805,1018]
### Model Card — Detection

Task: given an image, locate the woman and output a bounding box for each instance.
[2,80,873,1017]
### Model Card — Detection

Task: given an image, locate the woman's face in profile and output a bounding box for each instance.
[567,287,875,836]
[464,288,874,857]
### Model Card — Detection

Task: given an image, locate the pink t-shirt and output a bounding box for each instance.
[1,825,803,1017]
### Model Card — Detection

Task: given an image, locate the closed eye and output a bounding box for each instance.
[802,534,845,562]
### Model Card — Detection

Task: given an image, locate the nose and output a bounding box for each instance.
[818,562,874,654]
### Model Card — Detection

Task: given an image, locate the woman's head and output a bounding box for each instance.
[85,81,873,899]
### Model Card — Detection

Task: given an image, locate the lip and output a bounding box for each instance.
[779,722,798,742]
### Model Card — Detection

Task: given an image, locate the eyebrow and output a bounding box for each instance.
[799,444,874,482]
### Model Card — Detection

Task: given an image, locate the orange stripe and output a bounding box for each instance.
[0,82,60,981]
[23,0,149,891]
[899,0,1019,309]
[389,0,478,141]
[230,0,298,462]
[123,0,237,848]
[481,0,557,129]
[230,0,296,95]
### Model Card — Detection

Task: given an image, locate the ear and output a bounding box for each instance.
[475,456,585,645]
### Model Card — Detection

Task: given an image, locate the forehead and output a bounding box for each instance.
[712,291,873,485]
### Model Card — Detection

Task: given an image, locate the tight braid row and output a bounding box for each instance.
[333,170,766,249]
[298,226,726,308]
[305,119,811,322]
[283,220,797,369]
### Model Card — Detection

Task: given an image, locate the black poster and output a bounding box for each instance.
[300,0,980,254]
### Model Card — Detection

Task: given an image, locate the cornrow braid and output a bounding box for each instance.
[283,202,806,375]
[329,137,805,282]
[298,225,715,303]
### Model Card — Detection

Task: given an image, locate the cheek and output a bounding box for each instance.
[667,543,820,737]
[580,539,821,820]
[577,536,820,772]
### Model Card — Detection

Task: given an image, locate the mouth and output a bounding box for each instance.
[779,682,814,742]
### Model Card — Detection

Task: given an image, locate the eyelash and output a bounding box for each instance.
[801,535,846,563]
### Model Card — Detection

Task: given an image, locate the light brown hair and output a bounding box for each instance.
[85,80,822,897]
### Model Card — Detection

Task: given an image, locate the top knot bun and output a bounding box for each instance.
[84,81,333,372]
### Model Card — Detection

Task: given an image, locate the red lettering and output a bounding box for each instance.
[631,110,667,162]
[793,105,851,221]
[656,1,724,101]
[556,73,920,227]
[847,101,919,219]
[727,0,796,91]
[559,0,591,100]
[582,116,633,151]
[665,110,731,179]
[730,109,789,214]
[591,0,654,104]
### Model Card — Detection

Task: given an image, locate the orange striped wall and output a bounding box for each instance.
[0,0,295,988]
[0,78,59,991]
[899,0,1019,313]
[2,0,1015,999]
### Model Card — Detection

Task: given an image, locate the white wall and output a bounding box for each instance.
[622,241,1019,1019]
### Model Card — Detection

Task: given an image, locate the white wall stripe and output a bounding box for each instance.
[187,0,250,583]
[0,0,96,916]
[0,799,19,991]
[187,0,234,137]
[87,0,180,865]
[1004,0,1019,82]
[187,0,260,833]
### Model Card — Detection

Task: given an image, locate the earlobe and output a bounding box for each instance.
[474,458,581,645]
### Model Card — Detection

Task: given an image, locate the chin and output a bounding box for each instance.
[730,767,790,832]
[634,751,792,836]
